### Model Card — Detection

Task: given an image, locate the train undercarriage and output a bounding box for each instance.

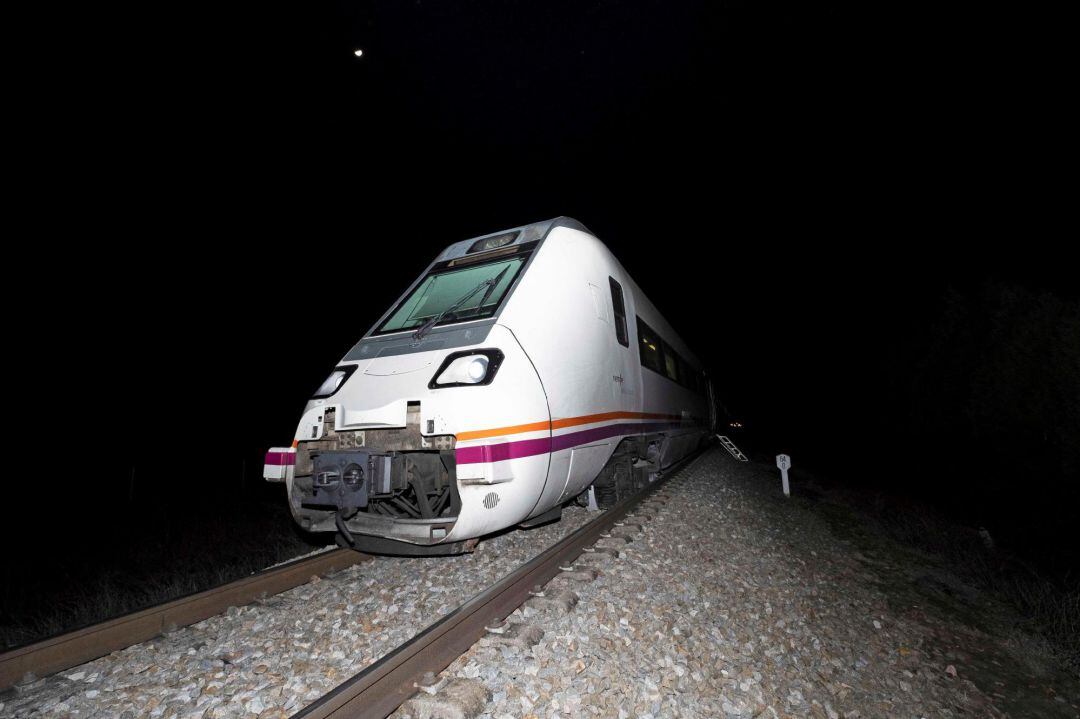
[288,403,699,555]
[288,404,472,555]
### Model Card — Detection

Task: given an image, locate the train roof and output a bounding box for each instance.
[434,217,591,262]
[436,216,702,370]
[350,216,702,372]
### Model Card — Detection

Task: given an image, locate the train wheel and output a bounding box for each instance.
[591,450,635,509]
[589,462,618,509]
[613,454,635,498]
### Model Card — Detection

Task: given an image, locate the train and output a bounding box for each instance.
[264,217,716,555]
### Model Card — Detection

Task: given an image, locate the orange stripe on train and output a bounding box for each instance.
[454,410,681,441]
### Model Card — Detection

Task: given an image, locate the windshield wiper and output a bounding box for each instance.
[412,266,510,340]
[477,265,509,309]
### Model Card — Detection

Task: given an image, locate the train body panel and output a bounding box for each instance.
[267,217,714,554]
[497,228,626,509]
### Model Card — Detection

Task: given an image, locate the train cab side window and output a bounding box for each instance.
[608,277,629,347]
[637,317,664,374]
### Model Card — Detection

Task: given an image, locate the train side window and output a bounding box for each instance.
[637,317,664,374]
[661,340,680,383]
[678,356,691,389]
[608,277,629,347]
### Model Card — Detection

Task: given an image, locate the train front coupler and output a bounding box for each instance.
[310,450,395,512]
[312,450,404,548]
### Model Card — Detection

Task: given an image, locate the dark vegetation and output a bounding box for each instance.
[0,480,320,650]
[741,281,1080,676]
[880,281,1079,575]
[809,474,1080,678]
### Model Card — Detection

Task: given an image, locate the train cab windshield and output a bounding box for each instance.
[375,246,533,335]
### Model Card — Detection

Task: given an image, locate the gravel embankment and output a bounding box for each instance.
[2,506,597,718]
[9,447,1079,718]
[424,449,1080,719]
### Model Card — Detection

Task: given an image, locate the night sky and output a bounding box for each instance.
[16,2,1075,569]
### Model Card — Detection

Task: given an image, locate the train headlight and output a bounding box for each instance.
[429,349,504,388]
[466,356,489,381]
[312,365,358,399]
[436,356,489,385]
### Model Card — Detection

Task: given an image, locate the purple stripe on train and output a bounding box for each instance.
[454,421,688,465]
[454,436,553,464]
[264,451,296,466]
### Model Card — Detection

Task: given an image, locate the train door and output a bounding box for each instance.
[606,276,640,415]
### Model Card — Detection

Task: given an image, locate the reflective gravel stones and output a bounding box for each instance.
[4,506,599,718]
[410,449,1078,719]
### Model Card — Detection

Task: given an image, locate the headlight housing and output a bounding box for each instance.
[429,349,505,388]
[312,364,358,398]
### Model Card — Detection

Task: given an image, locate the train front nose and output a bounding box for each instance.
[277,326,550,554]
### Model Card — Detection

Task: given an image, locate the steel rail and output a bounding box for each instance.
[294,449,706,719]
[0,548,370,691]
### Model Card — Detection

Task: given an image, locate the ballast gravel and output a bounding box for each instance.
[1,506,597,718]
[407,449,1080,719]
[8,448,1079,718]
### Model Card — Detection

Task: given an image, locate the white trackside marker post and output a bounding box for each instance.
[776,454,791,497]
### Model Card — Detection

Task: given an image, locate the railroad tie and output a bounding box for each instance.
[556,565,599,582]
[610,523,644,538]
[595,535,633,548]
[486,622,544,649]
[525,588,578,614]
[576,547,620,566]
[401,678,490,719]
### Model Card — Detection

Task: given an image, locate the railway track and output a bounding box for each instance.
[295,448,703,719]
[3,449,703,718]
[0,548,369,692]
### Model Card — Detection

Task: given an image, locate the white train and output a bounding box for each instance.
[264,218,716,554]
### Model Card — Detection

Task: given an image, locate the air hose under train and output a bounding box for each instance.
[335,508,358,548]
